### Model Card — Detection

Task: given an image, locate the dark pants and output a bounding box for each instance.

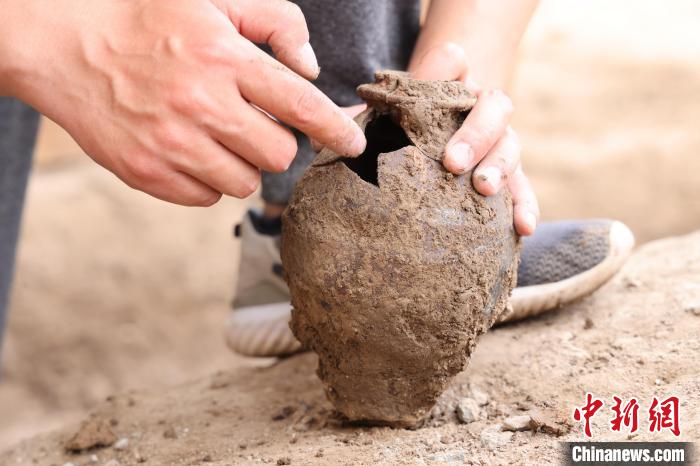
[0,98,39,357]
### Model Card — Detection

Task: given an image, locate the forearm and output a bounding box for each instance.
[409,0,539,89]
[0,0,35,97]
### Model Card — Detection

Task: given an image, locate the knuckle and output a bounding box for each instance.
[460,127,489,152]
[170,86,211,116]
[268,135,298,172]
[439,42,467,64]
[233,170,261,198]
[124,153,161,184]
[291,87,322,125]
[490,89,514,115]
[505,126,521,149]
[152,122,187,152]
[281,2,306,26]
[192,191,222,207]
[195,37,237,65]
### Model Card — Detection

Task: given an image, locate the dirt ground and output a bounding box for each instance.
[1,0,699,463]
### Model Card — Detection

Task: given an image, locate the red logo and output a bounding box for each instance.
[573,393,604,438]
[573,394,681,438]
[610,396,640,433]
[649,396,680,436]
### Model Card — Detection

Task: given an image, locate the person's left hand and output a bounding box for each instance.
[409,42,540,236]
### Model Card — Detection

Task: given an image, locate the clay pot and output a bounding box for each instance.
[282,71,519,427]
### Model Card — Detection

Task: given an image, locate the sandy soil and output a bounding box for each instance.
[1,0,699,463]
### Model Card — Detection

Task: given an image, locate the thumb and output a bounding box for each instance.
[410,42,468,82]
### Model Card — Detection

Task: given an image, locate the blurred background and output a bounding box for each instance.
[1,0,699,448]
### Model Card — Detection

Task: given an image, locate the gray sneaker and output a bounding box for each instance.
[500,219,635,323]
[225,210,300,357]
[225,213,634,357]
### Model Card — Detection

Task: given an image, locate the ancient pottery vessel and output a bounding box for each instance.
[282,71,520,427]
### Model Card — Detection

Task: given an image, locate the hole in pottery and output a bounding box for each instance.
[343,113,414,186]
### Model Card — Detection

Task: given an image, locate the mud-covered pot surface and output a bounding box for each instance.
[282,71,520,428]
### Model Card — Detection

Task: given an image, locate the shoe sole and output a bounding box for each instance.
[225,302,302,357]
[497,220,635,324]
[226,221,635,357]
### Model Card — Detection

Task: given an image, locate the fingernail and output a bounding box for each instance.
[446,142,473,173]
[523,211,537,233]
[476,166,501,192]
[349,128,367,155]
[299,42,319,77]
[352,131,367,155]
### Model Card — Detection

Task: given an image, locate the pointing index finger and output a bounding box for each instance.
[236,44,366,157]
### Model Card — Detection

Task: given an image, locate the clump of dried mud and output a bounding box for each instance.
[282,71,520,427]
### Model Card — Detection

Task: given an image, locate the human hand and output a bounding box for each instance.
[409,43,539,236]
[310,104,367,151]
[0,0,366,206]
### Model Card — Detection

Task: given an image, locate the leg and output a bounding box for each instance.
[0,98,40,359]
[260,130,314,214]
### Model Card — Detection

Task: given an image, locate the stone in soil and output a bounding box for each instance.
[64,418,117,452]
[502,415,532,432]
[456,398,482,424]
[480,426,514,450]
[113,438,129,450]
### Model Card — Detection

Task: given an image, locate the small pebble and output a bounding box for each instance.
[502,415,532,432]
[480,426,513,450]
[685,303,700,316]
[625,278,641,289]
[277,457,292,465]
[428,451,466,463]
[61,463,76,466]
[113,438,129,450]
[456,398,481,424]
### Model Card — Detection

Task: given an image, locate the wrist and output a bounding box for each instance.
[0,0,35,96]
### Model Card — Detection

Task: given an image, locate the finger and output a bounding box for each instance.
[343,103,368,119]
[169,136,262,199]
[154,171,223,206]
[508,165,540,236]
[410,42,468,81]
[443,89,514,174]
[310,104,367,152]
[118,158,222,207]
[472,126,521,196]
[225,0,319,79]
[236,43,366,157]
[207,94,298,173]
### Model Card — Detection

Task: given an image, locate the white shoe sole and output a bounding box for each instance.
[226,221,635,357]
[224,302,301,357]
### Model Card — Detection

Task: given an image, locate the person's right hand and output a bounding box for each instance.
[0,0,366,206]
